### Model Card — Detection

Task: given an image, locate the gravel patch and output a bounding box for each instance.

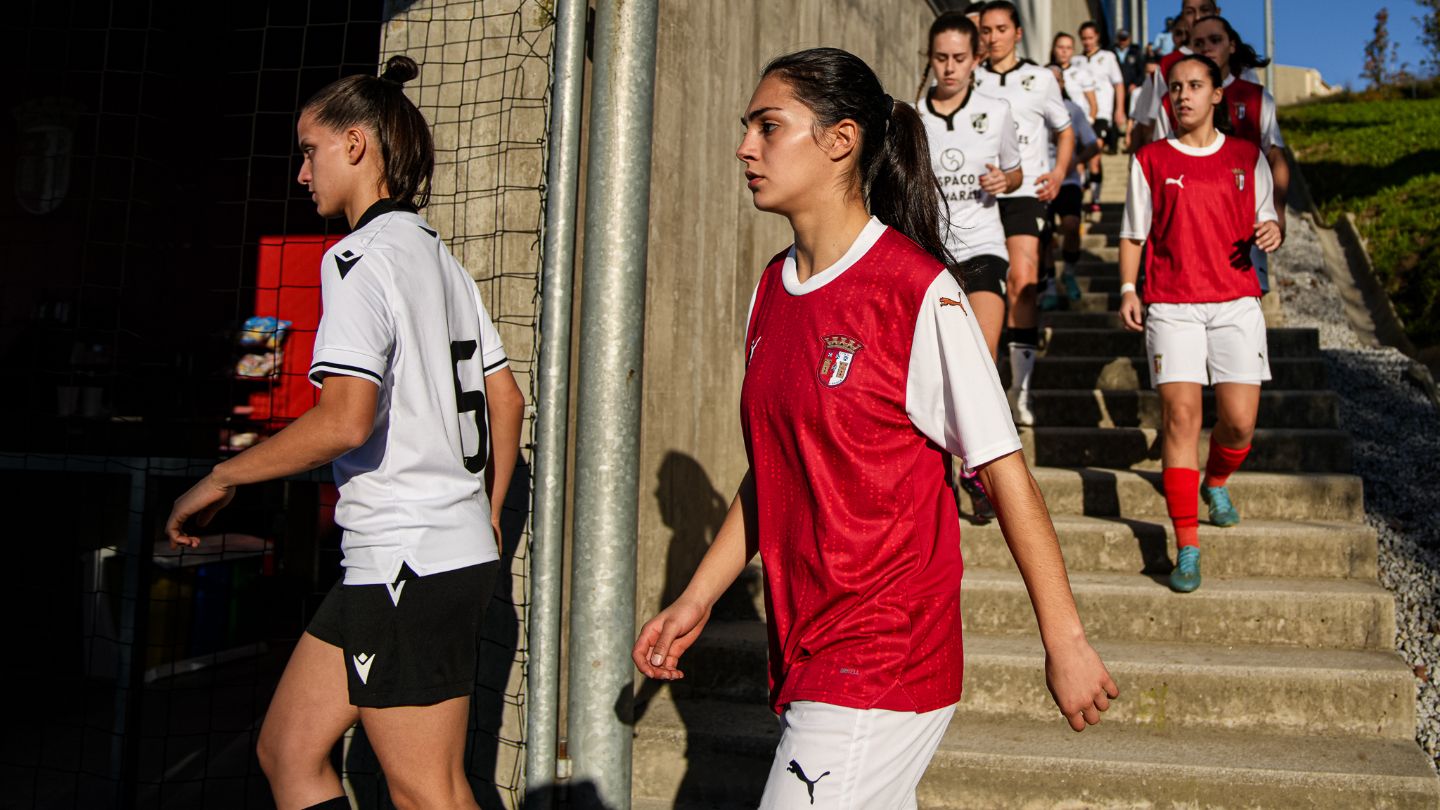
[1274,212,1440,770]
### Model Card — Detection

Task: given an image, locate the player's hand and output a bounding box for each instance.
[1254,220,1283,253]
[1119,290,1144,332]
[1035,169,1065,202]
[632,595,712,681]
[1044,634,1120,732]
[980,163,1009,195]
[165,474,235,549]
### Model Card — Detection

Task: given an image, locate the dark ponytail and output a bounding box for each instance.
[763,48,952,267]
[1193,15,1269,79]
[1167,53,1234,136]
[304,55,435,209]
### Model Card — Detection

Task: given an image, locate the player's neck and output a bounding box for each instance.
[1084,46,1099,58]
[1176,122,1219,149]
[344,181,390,230]
[930,82,971,115]
[989,51,1020,73]
[789,202,872,283]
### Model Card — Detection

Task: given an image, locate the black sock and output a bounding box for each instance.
[303,798,351,810]
[1062,250,1081,264]
[1008,327,1039,348]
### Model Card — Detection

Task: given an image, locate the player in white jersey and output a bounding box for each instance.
[975,0,1075,426]
[1042,67,1101,310]
[1076,21,1127,214]
[1050,33,1098,123]
[917,11,1023,522]
[165,56,525,810]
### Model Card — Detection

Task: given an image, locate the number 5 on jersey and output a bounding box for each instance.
[451,339,488,474]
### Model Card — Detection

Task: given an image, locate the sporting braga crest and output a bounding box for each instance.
[1234,102,1247,120]
[818,335,863,387]
[1233,168,1246,191]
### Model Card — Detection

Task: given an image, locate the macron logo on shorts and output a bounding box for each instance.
[353,652,376,684]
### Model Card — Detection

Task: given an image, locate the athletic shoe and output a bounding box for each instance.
[1038,278,1060,311]
[959,473,996,524]
[1088,203,1102,223]
[1008,388,1036,426]
[1062,271,1083,301]
[1202,485,1241,527]
[1169,545,1202,593]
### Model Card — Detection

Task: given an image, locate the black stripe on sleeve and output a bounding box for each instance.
[309,361,384,385]
[482,357,509,373]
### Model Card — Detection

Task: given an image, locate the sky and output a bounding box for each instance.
[1127,0,1434,90]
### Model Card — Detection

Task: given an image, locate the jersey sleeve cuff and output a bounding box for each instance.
[1118,230,1148,241]
[309,347,387,388]
[482,354,510,376]
[960,437,1024,473]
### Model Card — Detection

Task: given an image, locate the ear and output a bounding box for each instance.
[1211,85,1224,106]
[344,126,368,166]
[824,118,861,163]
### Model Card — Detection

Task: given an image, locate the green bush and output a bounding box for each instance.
[1280,97,1440,347]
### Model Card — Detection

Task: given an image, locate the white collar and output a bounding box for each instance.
[782,217,887,295]
[1165,130,1226,157]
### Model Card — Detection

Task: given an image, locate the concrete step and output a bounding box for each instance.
[1024,389,1339,429]
[666,624,1414,738]
[962,568,1396,650]
[1080,245,1119,263]
[1015,356,1328,390]
[1043,327,1320,358]
[960,514,1377,580]
[1053,290,1120,313]
[631,698,1440,809]
[1041,310,1127,329]
[1081,232,1116,250]
[1068,259,1119,276]
[1018,426,1353,473]
[1030,466,1365,522]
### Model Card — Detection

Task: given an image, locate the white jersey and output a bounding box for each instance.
[1153,74,1286,152]
[1075,48,1124,120]
[915,90,1022,263]
[310,201,509,585]
[1053,99,1098,187]
[1060,62,1099,120]
[974,59,1071,200]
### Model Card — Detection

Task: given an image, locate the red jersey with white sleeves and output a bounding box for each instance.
[1156,76,1283,151]
[741,217,1021,715]
[1120,133,1278,303]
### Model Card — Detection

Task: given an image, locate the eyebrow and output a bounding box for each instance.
[741,106,781,127]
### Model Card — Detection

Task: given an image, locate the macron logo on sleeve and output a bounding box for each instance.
[335,249,363,279]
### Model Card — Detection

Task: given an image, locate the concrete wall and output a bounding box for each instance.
[1268,64,1343,107]
[634,0,941,632]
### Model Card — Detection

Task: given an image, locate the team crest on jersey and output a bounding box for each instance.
[1233,168,1246,191]
[1021,75,1036,91]
[1234,102,1247,120]
[818,335,863,388]
[971,113,989,133]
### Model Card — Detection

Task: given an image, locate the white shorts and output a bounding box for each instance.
[1145,298,1271,387]
[757,701,956,810]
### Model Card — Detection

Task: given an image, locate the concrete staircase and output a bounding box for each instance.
[629,154,1440,808]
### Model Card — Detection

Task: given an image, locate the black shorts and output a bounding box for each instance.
[308,561,500,708]
[1050,184,1084,220]
[953,254,1009,297]
[998,196,1048,238]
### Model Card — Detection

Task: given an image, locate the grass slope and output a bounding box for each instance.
[1279,97,1440,347]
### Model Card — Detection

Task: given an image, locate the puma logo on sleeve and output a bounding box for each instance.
[787,760,831,805]
[938,296,968,314]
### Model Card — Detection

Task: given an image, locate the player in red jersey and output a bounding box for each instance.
[633,47,1117,808]
[1118,54,1282,593]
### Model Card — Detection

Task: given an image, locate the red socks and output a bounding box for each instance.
[1204,437,1251,489]
[1163,467,1201,548]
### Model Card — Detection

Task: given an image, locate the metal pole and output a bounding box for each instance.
[1130,0,1138,38]
[565,0,659,805]
[526,0,588,804]
[1140,0,1149,55]
[1264,0,1275,89]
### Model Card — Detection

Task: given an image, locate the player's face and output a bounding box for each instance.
[930,29,977,97]
[1080,27,1100,55]
[296,111,352,219]
[1168,61,1223,133]
[1190,19,1232,74]
[1177,0,1218,40]
[1053,35,1074,66]
[979,10,1021,62]
[737,76,842,216]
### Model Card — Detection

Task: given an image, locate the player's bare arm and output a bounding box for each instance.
[1037,126,1075,202]
[1118,237,1145,331]
[483,366,525,551]
[1265,145,1290,235]
[633,470,758,681]
[976,450,1119,731]
[166,375,380,549]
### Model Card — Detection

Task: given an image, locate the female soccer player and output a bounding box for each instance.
[1118,54,1282,594]
[633,47,1116,809]
[1043,65,1102,308]
[975,0,1075,425]
[1050,32,1099,123]
[165,56,525,809]
[1076,21,1127,213]
[916,11,1023,521]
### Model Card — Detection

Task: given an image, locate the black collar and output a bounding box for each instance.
[984,57,1034,85]
[354,198,417,231]
[925,85,974,131]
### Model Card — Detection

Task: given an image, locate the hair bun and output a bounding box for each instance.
[380,55,420,85]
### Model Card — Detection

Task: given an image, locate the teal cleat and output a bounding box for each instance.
[1170,545,1202,593]
[1062,271,1083,301]
[1202,485,1241,527]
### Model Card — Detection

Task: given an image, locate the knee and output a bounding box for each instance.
[256,727,322,783]
[386,770,472,810]
[1163,404,1203,436]
[1216,415,1256,445]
